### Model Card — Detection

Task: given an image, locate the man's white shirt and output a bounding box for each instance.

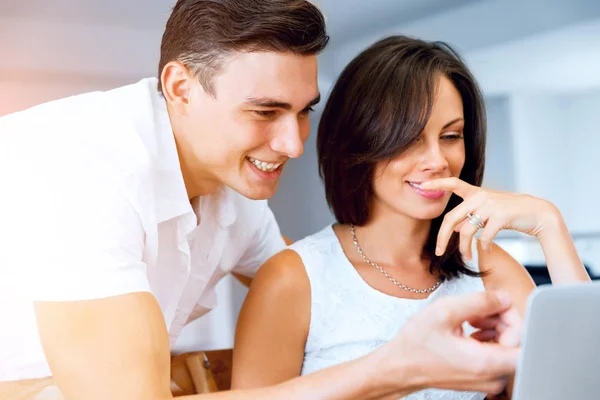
[0,78,285,381]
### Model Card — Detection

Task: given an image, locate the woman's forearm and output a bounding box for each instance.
[538,204,591,284]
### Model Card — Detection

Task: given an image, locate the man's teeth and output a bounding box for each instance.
[408,182,424,189]
[247,157,282,172]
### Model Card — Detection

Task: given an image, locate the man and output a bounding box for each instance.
[0,0,520,399]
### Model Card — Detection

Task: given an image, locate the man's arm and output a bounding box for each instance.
[35,292,412,400]
[35,290,520,400]
[35,293,172,400]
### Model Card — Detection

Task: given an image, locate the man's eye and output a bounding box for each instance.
[300,107,315,115]
[253,110,275,117]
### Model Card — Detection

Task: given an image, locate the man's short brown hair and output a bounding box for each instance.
[157,0,329,95]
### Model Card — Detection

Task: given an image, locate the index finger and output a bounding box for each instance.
[434,291,513,326]
[420,177,477,199]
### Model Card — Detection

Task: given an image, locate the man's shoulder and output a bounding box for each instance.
[0,80,163,220]
[0,78,159,130]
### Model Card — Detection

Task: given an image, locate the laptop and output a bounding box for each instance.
[512,280,600,400]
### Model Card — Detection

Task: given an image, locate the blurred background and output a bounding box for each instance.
[2,0,599,352]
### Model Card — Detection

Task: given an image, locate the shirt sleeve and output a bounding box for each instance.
[4,142,151,302]
[232,203,286,278]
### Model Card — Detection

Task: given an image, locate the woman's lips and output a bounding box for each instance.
[407,181,446,199]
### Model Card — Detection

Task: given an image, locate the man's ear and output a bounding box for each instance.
[160,61,194,114]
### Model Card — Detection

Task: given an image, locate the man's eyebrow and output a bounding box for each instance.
[244,94,321,110]
[305,94,321,109]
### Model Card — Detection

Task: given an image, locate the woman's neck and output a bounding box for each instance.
[351,209,432,269]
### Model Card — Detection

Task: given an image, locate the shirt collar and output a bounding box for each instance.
[213,185,236,228]
[151,89,192,224]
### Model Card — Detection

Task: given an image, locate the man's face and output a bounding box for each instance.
[168,51,319,200]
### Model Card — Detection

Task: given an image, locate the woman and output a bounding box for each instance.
[230,36,589,399]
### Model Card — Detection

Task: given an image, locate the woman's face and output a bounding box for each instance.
[371,75,466,222]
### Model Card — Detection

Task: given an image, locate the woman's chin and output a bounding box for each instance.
[411,206,447,221]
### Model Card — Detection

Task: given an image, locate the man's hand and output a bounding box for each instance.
[373,291,521,397]
[471,303,523,400]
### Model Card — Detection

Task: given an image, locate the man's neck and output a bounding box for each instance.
[166,103,221,200]
[177,149,221,200]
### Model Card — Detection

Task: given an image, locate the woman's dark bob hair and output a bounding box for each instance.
[317,35,486,279]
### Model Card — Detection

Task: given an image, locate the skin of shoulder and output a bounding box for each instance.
[231,249,312,389]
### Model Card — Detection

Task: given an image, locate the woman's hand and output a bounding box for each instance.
[421,177,562,260]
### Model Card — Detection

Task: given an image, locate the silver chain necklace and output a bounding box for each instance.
[349,224,442,294]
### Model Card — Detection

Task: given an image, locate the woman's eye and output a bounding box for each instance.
[442,133,464,141]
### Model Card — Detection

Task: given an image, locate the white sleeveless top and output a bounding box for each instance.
[289,225,487,400]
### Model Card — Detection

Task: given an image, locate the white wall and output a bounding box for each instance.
[323,0,600,78]
[562,90,600,234]
[484,96,516,192]
[0,17,161,77]
[509,94,573,214]
[0,16,160,116]
[495,90,600,274]
[562,90,600,273]
[465,18,600,96]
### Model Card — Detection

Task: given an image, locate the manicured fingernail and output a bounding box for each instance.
[435,246,442,256]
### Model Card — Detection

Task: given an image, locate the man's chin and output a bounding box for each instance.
[232,182,279,201]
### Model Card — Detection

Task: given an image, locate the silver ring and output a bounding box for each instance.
[466,212,485,229]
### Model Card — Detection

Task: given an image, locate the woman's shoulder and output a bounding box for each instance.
[288,224,341,275]
[251,225,338,296]
[250,248,310,308]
